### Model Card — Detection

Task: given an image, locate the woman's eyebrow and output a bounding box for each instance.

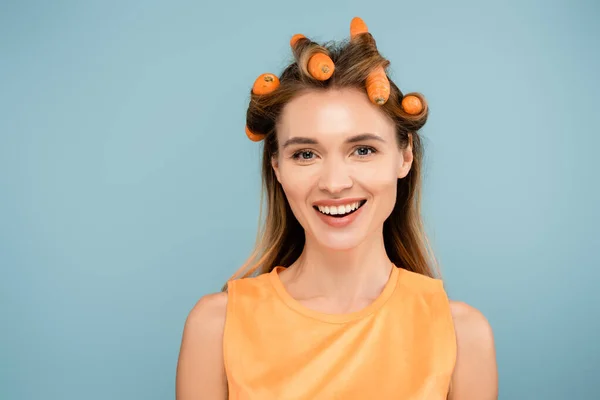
[346,133,386,143]
[281,137,319,148]
[281,133,385,149]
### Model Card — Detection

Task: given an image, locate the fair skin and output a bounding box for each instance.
[176,88,498,399]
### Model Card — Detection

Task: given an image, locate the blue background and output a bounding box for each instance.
[1,1,598,398]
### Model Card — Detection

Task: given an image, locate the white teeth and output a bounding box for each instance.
[316,201,363,216]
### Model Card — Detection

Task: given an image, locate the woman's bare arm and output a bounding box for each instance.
[449,301,498,400]
[176,293,229,400]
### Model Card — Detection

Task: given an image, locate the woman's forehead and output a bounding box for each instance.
[277,88,395,142]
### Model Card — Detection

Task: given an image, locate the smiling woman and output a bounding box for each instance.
[176,17,498,400]
[273,88,408,250]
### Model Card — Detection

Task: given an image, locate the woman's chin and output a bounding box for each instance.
[311,231,366,251]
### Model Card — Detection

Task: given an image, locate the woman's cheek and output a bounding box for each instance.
[353,162,398,191]
[280,170,312,211]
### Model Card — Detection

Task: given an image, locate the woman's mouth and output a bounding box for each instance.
[313,200,367,218]
[312,199,367,228]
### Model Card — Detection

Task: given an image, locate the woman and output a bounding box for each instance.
[176,17,498,400]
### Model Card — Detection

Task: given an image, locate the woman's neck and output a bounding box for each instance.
[283,230,393,302]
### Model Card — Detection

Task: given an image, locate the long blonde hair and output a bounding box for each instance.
[223,33,438,290]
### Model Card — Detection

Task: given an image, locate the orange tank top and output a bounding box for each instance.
[223,265,457,399]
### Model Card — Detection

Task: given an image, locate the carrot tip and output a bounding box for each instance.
[252,73,280,96]
[290,33,306,48]
[245,125,265,142]
[401,95,424,115]
[307,53,335,81]
[350,16,369,39]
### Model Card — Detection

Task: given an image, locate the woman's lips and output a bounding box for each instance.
[312,197,366,207]
[313,200,366,228]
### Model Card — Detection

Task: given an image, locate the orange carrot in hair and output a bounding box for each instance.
[290,33,306,48]
[308,53,335,80]
[245,125,264,142]
[401,95,423,115]
[252,73,280,95]
[350,17,369,39]
[365,65,390,105]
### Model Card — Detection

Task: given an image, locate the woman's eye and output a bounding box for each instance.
[354,146,375,157]
[292,150,315,160]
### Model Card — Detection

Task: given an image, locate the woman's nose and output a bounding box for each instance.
[317,158,353,194]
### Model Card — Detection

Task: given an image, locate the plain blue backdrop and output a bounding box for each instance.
[1,0,598,399]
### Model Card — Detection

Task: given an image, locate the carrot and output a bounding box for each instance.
[290,33,306,48]
[308,53,335,80]
[350,17,369,39]
[401,95,423,115]
[252,73,280,95]
[245,125,264,142]
[365,65,390,105]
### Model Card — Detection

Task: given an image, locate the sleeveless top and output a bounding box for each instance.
[223,265,457,399]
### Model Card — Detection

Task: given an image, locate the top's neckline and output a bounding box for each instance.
[268,264,400,324]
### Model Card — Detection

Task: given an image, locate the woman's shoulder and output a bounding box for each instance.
[448,300,495,353]
[447,301,498,399]
[176,292,230,397]
[449,301,488,323]
[396,267,446,293]
[182,292,229,341]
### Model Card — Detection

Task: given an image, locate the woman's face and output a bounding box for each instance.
[272,87,413,250]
